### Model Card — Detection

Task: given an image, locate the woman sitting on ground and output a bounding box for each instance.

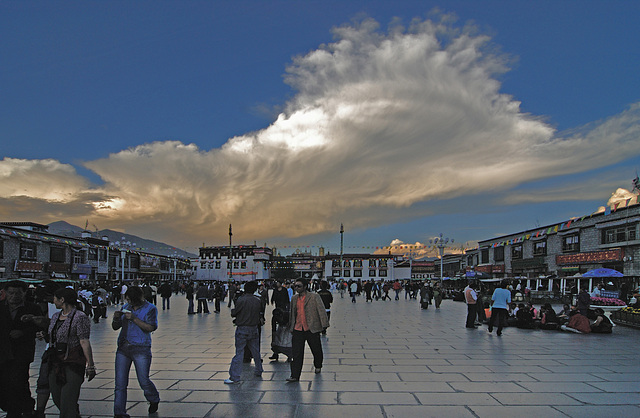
[590,308,613,334]
[516,303,536,329]
[539,303,560,330]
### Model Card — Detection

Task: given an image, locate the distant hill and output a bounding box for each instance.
[47,221,197,258]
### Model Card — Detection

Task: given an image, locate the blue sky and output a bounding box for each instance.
[1,1,639,256]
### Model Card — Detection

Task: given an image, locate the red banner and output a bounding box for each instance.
[556,248,623,265]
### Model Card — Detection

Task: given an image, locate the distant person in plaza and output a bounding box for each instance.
[317,281,333,334]
[196,283,210,314]
[488,281,511,336]
[47,287,97,418]
[185,282,195,314]
[464,282,478,328]
[381,281,391,301]
[287,278,329,382]
[393,280,402,300]
[0,280,44,418]
[112,286,160,417]
[433,283,443,309]
[158,281,172,310]
[577,287,591,316]
[591,283,603,298]
[350,281,358,303]
[225,281,264,384]
[227,281,237,308]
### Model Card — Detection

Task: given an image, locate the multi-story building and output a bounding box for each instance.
[469,201,640,292]
[196,245,272,282]
[0,222,190,284]
[322,253,401,281]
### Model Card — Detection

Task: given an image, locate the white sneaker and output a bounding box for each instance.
[224,378,240,384]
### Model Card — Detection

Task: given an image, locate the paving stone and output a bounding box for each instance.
[383,405,475,417]
[17,294,640,418]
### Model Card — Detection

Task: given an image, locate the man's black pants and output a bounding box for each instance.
[290,330,323,379]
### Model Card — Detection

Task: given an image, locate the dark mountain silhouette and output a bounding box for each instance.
[47,221,196,258]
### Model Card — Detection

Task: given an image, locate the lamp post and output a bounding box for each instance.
[115,238,136,283]
[339,224,344,281]
[430,233,453,282]
[229,224,233,281]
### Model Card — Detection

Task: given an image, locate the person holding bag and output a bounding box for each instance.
[47,287,96,418]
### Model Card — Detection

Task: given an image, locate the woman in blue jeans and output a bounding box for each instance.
[112,286,160,417]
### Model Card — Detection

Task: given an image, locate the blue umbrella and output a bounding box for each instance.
[582,268,623,278]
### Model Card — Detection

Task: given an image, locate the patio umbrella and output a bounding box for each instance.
[581,268,623,278]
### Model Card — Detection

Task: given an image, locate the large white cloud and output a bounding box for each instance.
[2,16,639,247]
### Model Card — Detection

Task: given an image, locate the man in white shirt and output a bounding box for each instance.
[464,282,478,328]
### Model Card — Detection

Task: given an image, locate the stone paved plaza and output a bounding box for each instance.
[14,292,640,417]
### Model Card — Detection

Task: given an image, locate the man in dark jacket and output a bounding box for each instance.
[225,281,264,384]
[158,281,172,310]
[0,280,44,418]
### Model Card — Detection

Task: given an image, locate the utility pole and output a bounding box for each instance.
[340,224,344,281]
[229,224,233,281]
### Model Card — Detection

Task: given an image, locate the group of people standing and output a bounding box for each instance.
[0,280,160,418]
[224,278,330,384]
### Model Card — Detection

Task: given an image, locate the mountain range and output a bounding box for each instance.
[47,221,197,258]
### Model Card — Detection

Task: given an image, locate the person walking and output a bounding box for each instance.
[47,287,96,418]
[158,281,172,311]
[317,281,333,334]
[488,281,511,336]
[464,282,478,328]
[112,286,160,417]
[393,280,402,300]
[286,279,329,382]
[225,281,264,384]
[349,281,358,303]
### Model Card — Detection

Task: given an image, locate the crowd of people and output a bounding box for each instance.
[2,275,636,417]
[463,279,620,335]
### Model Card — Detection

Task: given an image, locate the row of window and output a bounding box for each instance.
[201,252,249,260]
[331,259,388,268]
[480,223,638,262]
[332,269,388,278]
[200,261,248,270]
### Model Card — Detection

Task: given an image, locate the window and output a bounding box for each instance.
[379,269,387,277]
[533,240,547,256]
[494,246,504,262]
[368,259,376,268]
[563,235,580,253]
[50,246,66,263]
[379,259,387,268]
[88,248,98,261]
[72,250,84,264]
[332,269,340,277]
[200,262,207,269]
[20,242,37,260]
[215,261,221,269]
[332,260,340,268]
[354,260,362,268]
[227,261,231,269]
[602,224,637,244]
[354,270,362,277]
[369,269,376,277]
[511,245,523,259]
[343,260,351,268]
[343,270,350,277]
[481,249,489,264]
[233,261,239,269]
[241,261,247,269]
